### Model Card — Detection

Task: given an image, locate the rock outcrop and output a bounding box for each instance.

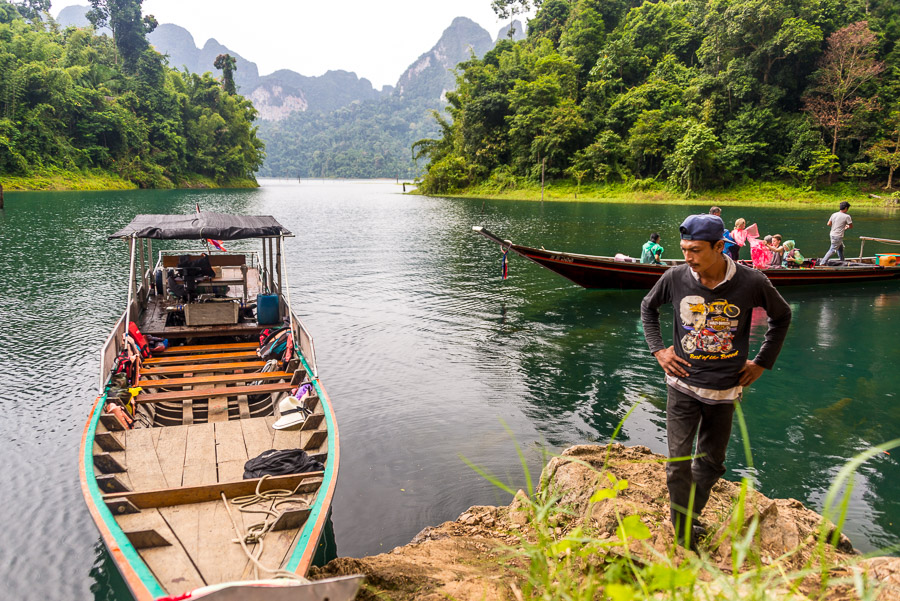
[312,444,900,601]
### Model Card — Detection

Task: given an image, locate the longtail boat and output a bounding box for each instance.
[474,226,900,289]
[79,213,361,600]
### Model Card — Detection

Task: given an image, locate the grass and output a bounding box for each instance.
[463,410,900,601]
[0,168,259,191]
[425,178,898,208]
[0,167,138,191]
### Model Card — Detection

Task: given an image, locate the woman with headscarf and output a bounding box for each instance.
[781,240,805,267]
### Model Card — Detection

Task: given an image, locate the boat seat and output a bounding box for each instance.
[102,472,324,509]
[136,371,294,389]
[141,361,267,376]
[161,342,259,356]
[135,382,295,404]
[143,351,259,366]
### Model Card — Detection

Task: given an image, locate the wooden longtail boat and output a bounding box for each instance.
[79,213,361,601]
[474,227,900,289]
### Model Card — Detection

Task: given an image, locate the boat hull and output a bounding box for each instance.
[474,227,900,289]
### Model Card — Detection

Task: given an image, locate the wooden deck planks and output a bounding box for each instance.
[124,428,168,491]
[217,460,245,483]
[118,508,207,593]
[155,425,189,488]
[241,417,274,460]
[215,420,248,463]
[196,499,255,585]
[182,423,217,486]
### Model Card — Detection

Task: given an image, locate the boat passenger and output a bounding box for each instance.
[821,201,853,265]
[767,234,784,267]
[781,240,804,267]
[723,218,746,260]
[641,233,665,265]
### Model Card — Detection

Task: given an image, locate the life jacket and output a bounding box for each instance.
[258,328,290,361]
[128,322,152,359]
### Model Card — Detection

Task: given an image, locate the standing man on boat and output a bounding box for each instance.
[640,214,792,549]
[821,201,853,265]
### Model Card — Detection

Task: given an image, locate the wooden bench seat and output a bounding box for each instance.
[103,471,324,509]
[141,361,266,376]
[162,342,259,356]
[143,351,259,366]
[136,372,294,389]
[135,382,295,404]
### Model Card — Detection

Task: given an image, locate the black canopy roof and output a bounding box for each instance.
[109,212,291,240]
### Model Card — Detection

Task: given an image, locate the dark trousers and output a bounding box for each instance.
[666,386,735,532]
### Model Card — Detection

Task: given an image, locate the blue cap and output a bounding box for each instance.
[680,214,725,241]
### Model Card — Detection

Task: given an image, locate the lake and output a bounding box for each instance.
[1,180,898,600]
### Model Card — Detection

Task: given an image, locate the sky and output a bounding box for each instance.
[51,1,529,89]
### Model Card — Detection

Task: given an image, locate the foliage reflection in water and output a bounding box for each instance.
[0,182,897,601]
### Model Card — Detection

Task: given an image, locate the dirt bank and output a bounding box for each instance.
[312,444,900,601]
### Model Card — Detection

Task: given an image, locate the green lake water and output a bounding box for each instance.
[0,180,898,600]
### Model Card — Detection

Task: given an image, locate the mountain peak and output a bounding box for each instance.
[394,16,493,99]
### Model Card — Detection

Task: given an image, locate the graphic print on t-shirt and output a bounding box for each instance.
[679,295,741,358]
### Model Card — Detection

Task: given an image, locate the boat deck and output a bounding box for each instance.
[91,340,329,594]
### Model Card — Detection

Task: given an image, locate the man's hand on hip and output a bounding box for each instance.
[654,346,690,378]
[738,361,764,387]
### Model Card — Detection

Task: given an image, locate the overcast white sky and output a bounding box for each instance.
[52,1,527,89]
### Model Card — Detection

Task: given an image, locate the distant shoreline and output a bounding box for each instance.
[413,179,899,208]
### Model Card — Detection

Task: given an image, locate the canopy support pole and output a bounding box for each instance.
[276,237,283,296]
[261,238,268,293]
[124,235,137,343]
[268,238,275,294]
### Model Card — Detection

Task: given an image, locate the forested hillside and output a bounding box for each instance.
[415,0,900,195]
[0,1,264,188]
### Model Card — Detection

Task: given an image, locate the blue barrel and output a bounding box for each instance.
[256,294,281,325]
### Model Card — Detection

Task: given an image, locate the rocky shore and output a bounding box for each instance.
[312,444,900,601]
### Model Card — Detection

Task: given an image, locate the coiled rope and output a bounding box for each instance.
[220,474,313,581]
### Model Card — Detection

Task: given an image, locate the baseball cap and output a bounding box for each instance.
[680,214,725,241]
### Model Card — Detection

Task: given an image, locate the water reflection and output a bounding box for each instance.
[2,184,899,601]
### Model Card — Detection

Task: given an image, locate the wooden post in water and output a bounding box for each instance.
[0,182,4,209]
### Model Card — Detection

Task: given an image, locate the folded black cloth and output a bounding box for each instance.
[243,448,324,479]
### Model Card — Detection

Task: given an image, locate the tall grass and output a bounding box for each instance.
[465,409,899,601]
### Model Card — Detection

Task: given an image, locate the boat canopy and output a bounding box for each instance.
[109,212,292,240]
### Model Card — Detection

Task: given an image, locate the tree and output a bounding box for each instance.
[803,21,884,182]
[664,120,720,193]
[86,0,157,70]
[491,0,541,20]
[867,111,900,188]
[10,0,49,22]
[214,53,237,94]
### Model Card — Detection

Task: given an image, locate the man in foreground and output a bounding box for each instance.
[640,214,792,548]
[821,201,853,264]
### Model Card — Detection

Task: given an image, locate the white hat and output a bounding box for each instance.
[273,388,312,430]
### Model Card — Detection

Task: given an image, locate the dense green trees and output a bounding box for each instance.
[0,1,264,187]
[415,0,900,195]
